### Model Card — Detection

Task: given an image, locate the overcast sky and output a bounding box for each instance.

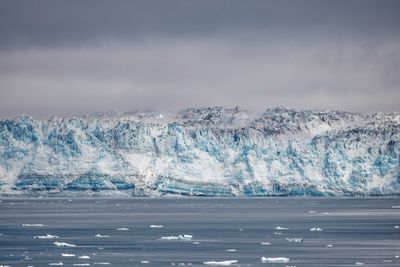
[0,0,399,118]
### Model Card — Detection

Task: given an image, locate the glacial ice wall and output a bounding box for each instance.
[0,107,399,196]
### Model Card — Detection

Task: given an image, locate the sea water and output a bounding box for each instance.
[0,197,399,266]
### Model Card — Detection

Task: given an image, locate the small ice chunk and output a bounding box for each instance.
[285,238,303,243]
[95,234,109,238]
[308,210,317,213]
[54,241,76,247]
[203,260,238,265]
[116,228,129,231]
[261,257,290,263]
[140,261,149,264]
[273,232,282,235]
[394,226,399,229]
[49,262,63,266]
[226,249,236,252]
[61,253,76,257]
[326,244,333,247]
[355,263,364,265]
[35,234,59,239]
[161,234,193,241]
[275,226,289,230]
[94,263,111,265]
[391,205,400,209]
[22,224,46,227]
[193,241,201,245]
[260,242,271,245]
[73,264,90,266]
[150,225,164,228]
[79,255,90,259]
[310,227,323,232]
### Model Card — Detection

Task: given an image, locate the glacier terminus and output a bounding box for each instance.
[0,107,399,196]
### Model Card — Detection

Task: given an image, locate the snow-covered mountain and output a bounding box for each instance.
[0,107,399,196]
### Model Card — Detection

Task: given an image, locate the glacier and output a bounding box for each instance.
[0,106,399,196]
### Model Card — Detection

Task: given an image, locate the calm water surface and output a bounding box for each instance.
[0,197,399,267]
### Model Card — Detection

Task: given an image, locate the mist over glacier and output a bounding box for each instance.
[0,107,399,196]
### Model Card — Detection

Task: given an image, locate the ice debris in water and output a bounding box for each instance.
[203,260,238,265]
[391,206,400,209]
[22,224,46,227]
[61,253,76,257]
[49,262,63,266]
[275,226,290,230]
[285,238,303,243]
[261,257,290,263]
[273,232,282,235]
[394,226,399,229]
[54,241,76,247]
[35,234,59,239]
[73,264,90,266]
[226,249,236,252]
[116,228,129,231]
[326,244,333,247]
[140,261,149,264]
[94,263,110,265]
[79,256,90,259]
[310,227,323,232]
[261,242,271,245]
[355,263,364,265]
[161,234,193,241]
[150,225,164,228]
[95,234,109,238]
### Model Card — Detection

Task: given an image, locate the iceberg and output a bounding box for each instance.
[203,260,238,266]
[0,107,399,197]
[161,234,193,241]
[54,241,76,247]
[35,234,59,239]
[310,227,323,232]
[285,238,303,243]
[261,257,290,263]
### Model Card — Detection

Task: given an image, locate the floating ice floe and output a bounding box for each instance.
[0,265,12,267]
[150,225,164,228]
[273,232,282,235]
[79,256,90,259]
[61,253,76,257]
[310,227,323,232]
[116,228,129,231]
[49,262,63,266]
[261,257,290,263]
[73,264,90,266]
[22,224,46,227]
[95,234,109,238]
[275,226,290,230]
[35,234,59,239]
[394,226,399,229]
[260,242,271,245]
[355,262,364,265]
[391,206,400,209]
[140,261,149,264]
[203,260,237,265]
[54,241,76,247]
[161,234,193,241]
[226,249,236,252]
[326,244,333,247]
[94,263,110,265]
[308,211,317,213]
[285,238,303,243]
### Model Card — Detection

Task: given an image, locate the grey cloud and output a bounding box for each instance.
[0,37,399,118]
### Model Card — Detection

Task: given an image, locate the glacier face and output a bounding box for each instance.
[0,107,399,196]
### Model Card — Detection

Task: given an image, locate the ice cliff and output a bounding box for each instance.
[0,107,399,196]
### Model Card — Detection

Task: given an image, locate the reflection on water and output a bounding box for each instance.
[0,197,399,266]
